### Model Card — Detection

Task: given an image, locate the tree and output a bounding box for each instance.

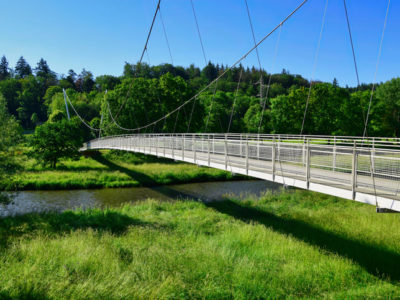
[34,58,57,83]
[0,78,21,116]
[29,118,84,168]
[75,69,95,92]
[373,78,400,137]
[95,75,121,91]
[15,56,32,79]
[0,56,10,80]
[0,93,21,178]
[202,62,218,83]
[35,58,50,77]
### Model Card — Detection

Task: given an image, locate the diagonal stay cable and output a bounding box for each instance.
[204,81,219,133]
[159,6,173,65]
[258,24,282,134]
[343,0,360,87]
[300,0,329,135]
[117,0,309,133]
[227,68,244,133]
[363,0,390,138]
[190,0,207,65]
[244,0,264,108]
[343,0,365,125]
[362,0,391,209]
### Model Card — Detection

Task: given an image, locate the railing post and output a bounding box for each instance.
[156,135,158,157]
[306,139,311,189]
[213,135,215,154]
[272,138,276,181]
[207,135,211,167]
[302,137,306,166]
[172,135,175,160]
[240,134,243,157]
[351,140,357,200]
[163,136,166,157]
[371,137,375,179]
[193,135,197,164]
[257,134,260,159]
[182,134,185,161]
[246,138,249,175]
[224,134,228,171]
[333,136,337,172]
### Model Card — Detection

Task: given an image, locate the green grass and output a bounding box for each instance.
[1,190,400,299]
[2,149,240,191]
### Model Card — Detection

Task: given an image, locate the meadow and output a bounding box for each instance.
[0,189,399,299]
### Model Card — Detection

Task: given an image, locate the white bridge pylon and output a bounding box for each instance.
[81,133,400,212]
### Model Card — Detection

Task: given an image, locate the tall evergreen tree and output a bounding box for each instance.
[0,56,10,80]
[34,58,52,78]
[15,56,32,78]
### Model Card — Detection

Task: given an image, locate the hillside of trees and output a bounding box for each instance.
[1,55,399,138]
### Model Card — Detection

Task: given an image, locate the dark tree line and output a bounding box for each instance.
[1,55,399,138]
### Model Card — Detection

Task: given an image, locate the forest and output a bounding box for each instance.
[1,55,400,139]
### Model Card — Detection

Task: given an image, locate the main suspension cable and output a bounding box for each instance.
[64,91,100,131]
[109,0,162,125]
[111,0,309,133]
[300,0,329,135]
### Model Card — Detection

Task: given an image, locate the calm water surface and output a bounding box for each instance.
[1,180,282,217]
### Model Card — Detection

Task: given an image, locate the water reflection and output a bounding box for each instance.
[1,180,281,217]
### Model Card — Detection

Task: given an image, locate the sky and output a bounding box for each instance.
[1,0,398,86]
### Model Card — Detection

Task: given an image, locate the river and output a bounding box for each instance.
[0,180,282,217]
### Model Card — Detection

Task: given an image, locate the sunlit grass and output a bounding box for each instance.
[1,190,399,298]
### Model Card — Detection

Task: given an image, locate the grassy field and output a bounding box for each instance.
[1,190,399,299]
[2,149,239,191]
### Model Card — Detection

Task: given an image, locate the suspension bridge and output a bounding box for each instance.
[73,0,400,211]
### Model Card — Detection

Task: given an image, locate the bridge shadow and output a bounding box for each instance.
[91,153,208,200]
[92,153,158,186]
[206,199,400,282]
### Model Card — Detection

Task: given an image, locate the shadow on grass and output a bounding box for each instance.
[0,209,150,250]
[92,154,158,186]
[206,199,400,282]
[0,290,51,300]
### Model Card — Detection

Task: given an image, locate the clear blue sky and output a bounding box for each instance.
[1,0,398,86]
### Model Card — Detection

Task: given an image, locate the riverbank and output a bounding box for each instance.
[2,149,241,191]
[1,190,399,298]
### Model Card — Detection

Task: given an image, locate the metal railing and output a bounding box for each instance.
[81,133,400,211]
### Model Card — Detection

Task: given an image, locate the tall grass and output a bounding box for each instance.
[3,150,239,191]
[1,190,399,299]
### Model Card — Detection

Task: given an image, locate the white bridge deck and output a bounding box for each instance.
[81,134,400,212]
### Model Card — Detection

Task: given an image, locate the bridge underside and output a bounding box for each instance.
[81,134,400,212]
